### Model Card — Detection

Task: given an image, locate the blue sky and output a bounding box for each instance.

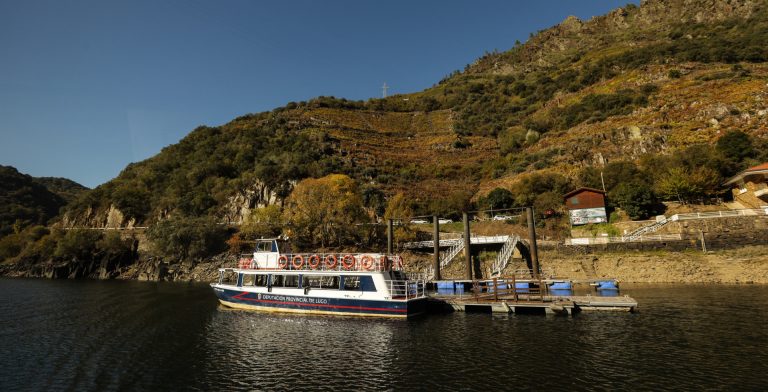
[0,0,635,188]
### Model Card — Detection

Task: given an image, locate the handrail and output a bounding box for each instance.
[235,253,405,272]
[566,234,682,245]
[491,235,520,276]
[384,279,426,300]
[440,242,465,269]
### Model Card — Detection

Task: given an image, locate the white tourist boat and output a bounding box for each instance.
[211,239,428,318]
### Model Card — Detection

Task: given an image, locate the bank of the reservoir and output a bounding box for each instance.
[2,245,767,284]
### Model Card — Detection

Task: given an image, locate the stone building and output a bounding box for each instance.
[723,163,768,209]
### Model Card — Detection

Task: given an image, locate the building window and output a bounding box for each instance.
[571,196,579,205]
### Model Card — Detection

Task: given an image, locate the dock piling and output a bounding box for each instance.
[463,212,472,280]
[433,216,441,281]
[526,207,540,279]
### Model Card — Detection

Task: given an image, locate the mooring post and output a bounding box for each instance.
[526,207,540,279]
[433,215,441,281]
[387,219,394,255]
[463,212,472,280]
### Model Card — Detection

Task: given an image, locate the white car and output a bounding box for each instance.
[410,219,429,224]
[438,218,453,224]
[493,215,514,221]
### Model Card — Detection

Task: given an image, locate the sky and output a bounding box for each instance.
[0,0,636,188]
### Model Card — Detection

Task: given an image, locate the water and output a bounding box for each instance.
[1,279,766,391]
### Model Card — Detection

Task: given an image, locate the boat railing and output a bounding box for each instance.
[385,279,427,301]
[236,253,405,272]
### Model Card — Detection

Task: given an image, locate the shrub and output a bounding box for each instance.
[148,217,229,261]
[54,229,103,260]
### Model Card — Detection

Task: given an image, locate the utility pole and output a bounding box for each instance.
[387,219,394,255]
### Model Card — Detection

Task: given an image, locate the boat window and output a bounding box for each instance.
[242,274,255,286]
[271,275,283,287]
[303,275,339,289]
[222,271,238,285]
[343,275,376,292]
[255,241,272,252]
[254,274,268,287]
[283,275,299,288]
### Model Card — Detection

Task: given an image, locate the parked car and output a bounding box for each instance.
[410,219,429,224]
[438,218,453,224]
[492,215,514,221]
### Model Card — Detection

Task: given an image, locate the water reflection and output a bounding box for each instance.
[1,279,766,391]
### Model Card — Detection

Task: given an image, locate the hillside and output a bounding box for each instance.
[0,166,69,237]
[32,177,89,204]
[62,0,768,230]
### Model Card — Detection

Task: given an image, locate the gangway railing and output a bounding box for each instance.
[440,241,465,269]
[385,280,426,300]
[491,235,520,276]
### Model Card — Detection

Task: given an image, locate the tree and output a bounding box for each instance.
[602,161,644,191]
[241,205,283,239]
[512,172,571,207]
[383,192,413,223]
[147,217,229,261]
[482,188,514,210]
[54,229,103,260]
[655,167,697,203]
[610,181,658,220]
[283,174,366,248]
[716,130,754,164]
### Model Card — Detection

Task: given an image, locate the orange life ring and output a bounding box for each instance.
[324,254,338,269]
[292,255,305,270]
[341,254,356,270]
[361,255,375,271]
[308,254,321,269]
[278,255,289,269]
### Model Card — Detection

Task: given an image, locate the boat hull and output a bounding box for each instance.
[212,286,427,318]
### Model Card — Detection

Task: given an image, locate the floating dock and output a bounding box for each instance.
[427,278,638,316]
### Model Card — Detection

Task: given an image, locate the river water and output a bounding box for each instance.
[0,278,766,391]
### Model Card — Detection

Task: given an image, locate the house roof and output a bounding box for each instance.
[563,187,605,199]
[723,162,768,186]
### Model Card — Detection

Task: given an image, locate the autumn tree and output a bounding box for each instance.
[383,192,413,223]
[283,174,366,248]
[654,166,718,204]
[241,205,283,240]
[383,192,416,242]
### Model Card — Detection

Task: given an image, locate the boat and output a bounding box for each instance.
[210,238,428,318]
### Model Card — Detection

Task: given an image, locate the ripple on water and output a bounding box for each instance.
[1,280,767,391]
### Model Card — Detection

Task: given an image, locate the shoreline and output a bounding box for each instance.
[2,245,768,284]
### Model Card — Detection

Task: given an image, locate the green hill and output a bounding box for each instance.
[0,166,68,237]
[61,0,768,229]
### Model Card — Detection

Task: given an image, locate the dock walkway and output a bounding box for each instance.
[427,277,638,315]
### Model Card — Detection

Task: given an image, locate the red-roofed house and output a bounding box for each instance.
[563,187,607,226]
[723,163,768,208]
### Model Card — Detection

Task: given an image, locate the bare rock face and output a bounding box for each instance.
[105,205,124,228]
[61,204,131,229]
[221,180,285,224]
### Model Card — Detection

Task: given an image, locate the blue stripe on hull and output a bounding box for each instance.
[213,287,426,317]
